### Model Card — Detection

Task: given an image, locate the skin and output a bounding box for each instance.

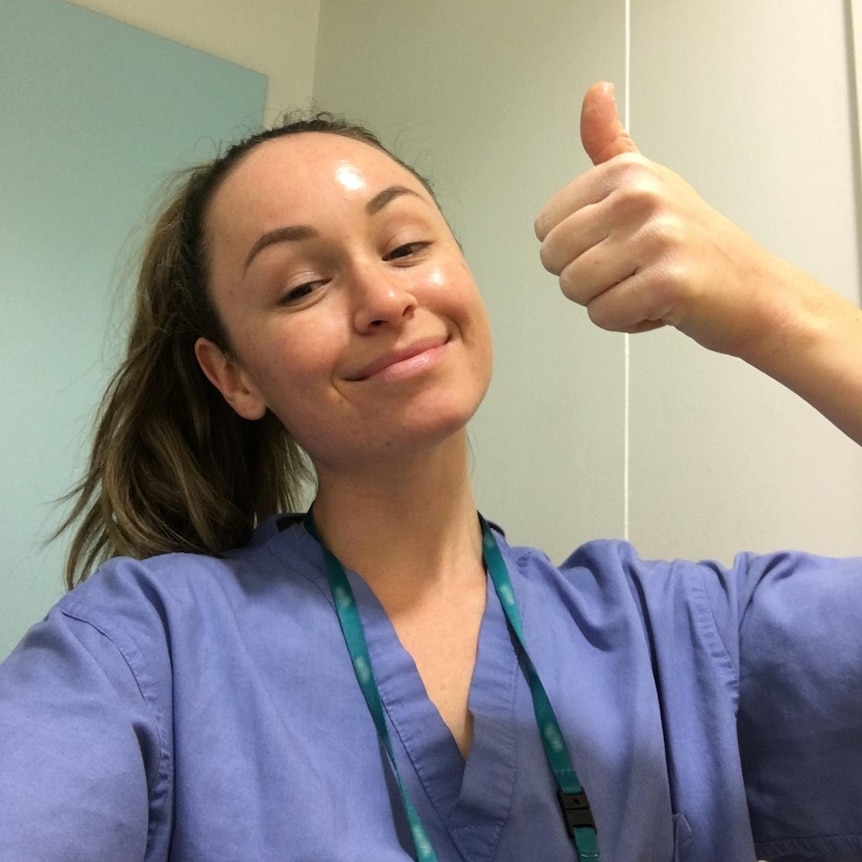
[196,133,493,474]
[194,83,862,758]
[195,132,494,757]
[537,82,862,446]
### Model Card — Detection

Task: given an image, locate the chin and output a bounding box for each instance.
[393,402,478,453]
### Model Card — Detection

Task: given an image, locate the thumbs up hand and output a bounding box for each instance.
[579,80,639,164]
[534,82,781,355]
[535,82,862,446]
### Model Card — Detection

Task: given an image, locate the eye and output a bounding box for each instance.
[384,241,430,261]
[278,280,324,306]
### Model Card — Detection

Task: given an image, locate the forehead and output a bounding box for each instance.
[208,132,429,232]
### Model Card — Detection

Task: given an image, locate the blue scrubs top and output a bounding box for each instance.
[1,515,861,861]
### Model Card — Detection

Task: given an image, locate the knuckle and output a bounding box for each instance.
[604,159,665,214]
[586,298,617,331]
[604,152,653,185]
[534,213,549,241]
[538,241,559,275]
[638,261,683,323]
[622,180,663,219]
[641,214,686,266]
[558,264,584,304]
[539,231,568,275]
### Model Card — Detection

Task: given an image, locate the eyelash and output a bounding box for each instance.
[384,241,430,261]
[279,281,323,305]
[277,241,431,305]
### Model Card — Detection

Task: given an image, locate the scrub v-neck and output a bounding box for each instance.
[347,571,521,862]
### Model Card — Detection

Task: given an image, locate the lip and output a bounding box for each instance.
[345,336,448,382]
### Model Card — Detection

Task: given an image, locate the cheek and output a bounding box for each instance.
[454,275,493,353]
[464,287,494,393]
[425,267,447,290]
[238,320,347,415]
[474,320,494,400]
[422,260,484,317]
[429,265,493,403]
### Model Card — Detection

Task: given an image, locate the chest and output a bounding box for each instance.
[384,579,487,757]
[158,551,751,862]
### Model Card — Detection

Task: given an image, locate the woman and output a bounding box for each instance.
[0,83,860,861]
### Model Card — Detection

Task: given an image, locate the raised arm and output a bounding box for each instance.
[534,82,862,446]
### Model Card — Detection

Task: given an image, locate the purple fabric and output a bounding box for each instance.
[1,515,860,861]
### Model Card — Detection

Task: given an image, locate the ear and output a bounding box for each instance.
[194,337,268,420]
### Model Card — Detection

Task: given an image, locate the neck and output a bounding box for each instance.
[309,432,483,596]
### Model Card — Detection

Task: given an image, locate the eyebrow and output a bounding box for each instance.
[365,184,423,215]
[242,184,425,273]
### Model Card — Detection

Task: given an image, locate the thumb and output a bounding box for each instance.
[580,81,640,165]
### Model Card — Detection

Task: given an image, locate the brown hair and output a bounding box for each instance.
[58,113,437,588]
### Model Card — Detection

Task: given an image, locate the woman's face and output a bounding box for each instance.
[196,132,493,474]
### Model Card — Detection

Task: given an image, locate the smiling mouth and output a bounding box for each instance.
[346,336,448,382]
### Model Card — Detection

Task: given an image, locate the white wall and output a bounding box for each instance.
[314,0,862,563]
[314,0,630,562]
[629,0,862,561]
[66,0,321,120]
[1,0,320,660]
[7,0,860,661]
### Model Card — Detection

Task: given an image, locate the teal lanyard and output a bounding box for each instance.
[304,512,598,861]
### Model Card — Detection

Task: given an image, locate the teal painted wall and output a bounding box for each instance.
[1,0,266,657]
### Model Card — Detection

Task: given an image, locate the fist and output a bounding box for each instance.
[535,82,773,355]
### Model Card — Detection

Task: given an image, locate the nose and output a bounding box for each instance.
[351,261,418,333]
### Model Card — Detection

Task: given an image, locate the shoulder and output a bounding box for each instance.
[493,529,843,674]
[503,529,862,685]
[57,544,252,649]
[1,514,324,741]
[493,532,721,661]
[60,514,318,628]
[498,531,702,610]
[500,528,861,628]
[21,515,322,698]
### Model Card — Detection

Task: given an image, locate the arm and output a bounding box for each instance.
[0,609,157,861]
[534,82,862,446]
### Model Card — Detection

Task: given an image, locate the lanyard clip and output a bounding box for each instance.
[557,789,599,862]
[557,788,595,832]
[557,789,598,860]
